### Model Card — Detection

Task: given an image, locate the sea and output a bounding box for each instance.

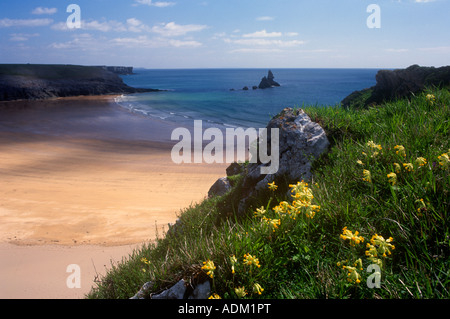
[116,69,378,129]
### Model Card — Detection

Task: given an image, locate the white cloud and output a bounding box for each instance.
[414,0,436,2]
[110,35,201,48]
[242,30,282,38]
[134,0,176,7]
[49,33,104,50]
[126,18,152,32]
[229,48,283,54]
[32,7,58,15]
[0,18,53,28]
[9,33,39,42]
[51,19,127,32]
[226,38,305,47]
[151,22,208,37]
[256,16,274,21]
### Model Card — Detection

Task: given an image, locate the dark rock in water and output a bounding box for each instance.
[243,86,249,91]
[342,64,450,108]
[259,70,280,89]
[252,86,258,90]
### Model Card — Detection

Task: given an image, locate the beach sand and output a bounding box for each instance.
[0,96,227,299]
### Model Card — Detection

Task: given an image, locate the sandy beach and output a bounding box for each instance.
[0,96,227,299]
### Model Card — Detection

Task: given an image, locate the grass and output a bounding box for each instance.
[87,88,449,299]
[0,64,111,80]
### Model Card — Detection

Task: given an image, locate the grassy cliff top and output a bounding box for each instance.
[0,64,114,80]
[88,88,449,300]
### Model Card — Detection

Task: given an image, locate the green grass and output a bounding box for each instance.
[0,64,110,80]
[87,88,449,299]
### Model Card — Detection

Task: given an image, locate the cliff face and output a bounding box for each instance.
[0,64,153,101]
[342,64,450,108]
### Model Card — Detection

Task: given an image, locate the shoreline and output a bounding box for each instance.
[0,95,227,298]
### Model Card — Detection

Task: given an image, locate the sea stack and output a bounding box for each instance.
[259,70,281,89]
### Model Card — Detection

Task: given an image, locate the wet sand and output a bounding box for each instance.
[0,96,227,299]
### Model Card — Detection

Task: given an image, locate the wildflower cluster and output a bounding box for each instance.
[338,226,394,285]
[201,253,264,299]
[340,227,364,246]
[201,260,216,279]
[365,234,395,266]
[358,141,448,188]
[426,94,436,105]
[253,181,321,235]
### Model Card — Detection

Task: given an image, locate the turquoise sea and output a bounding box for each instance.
[117,69,378,129]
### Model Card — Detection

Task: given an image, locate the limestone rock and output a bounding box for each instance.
[208,177,232,198]
[151,279,188,299]
[236,107,329,214]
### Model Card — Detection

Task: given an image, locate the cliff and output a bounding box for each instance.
[342,64,450,108]
[0,64,157,101]
[100,66,134,75]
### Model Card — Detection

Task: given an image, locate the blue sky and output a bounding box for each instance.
[0,0,449,68]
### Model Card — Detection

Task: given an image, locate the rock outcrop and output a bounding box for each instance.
[0,64,158,101]
[230,70,281,91]
[259,70,281,89]
[342,64,450,108]
[208,108,329,215]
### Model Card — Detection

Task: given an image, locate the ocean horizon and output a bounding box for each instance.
[116,68,379,129]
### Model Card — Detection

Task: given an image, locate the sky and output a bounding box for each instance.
[0,0,449,69]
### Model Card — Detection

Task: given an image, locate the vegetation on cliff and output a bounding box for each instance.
[0,64,156,101]
[87,87,449,299]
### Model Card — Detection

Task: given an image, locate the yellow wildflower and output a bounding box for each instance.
[253,283,264,295]
[363,169,372,183]
[415,157,427,167]
[268,181,278,191]
[403,163,414,172]
[354,258,364,271]
[209,293,221,299]
[235,287,247,298]
[201,260,216,279]
[393,163,402,174]
[438,152,449,169]
[266,218,281,232]
[368,234,395,258]
[394,145,406,157]
[340,227,365,246]
[243,254,261,268]
[140,257,150,265]
[254,206,266,218]
[230,255,238,274]
[367,140,382,151]
[426,94,436,104]
[344,266,361,284]
[357,160,364,166]
[387,172,397,186]
[305,205,320,219]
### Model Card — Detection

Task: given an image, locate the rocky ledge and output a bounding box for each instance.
[342,64,450,108]
[0,64,159,101]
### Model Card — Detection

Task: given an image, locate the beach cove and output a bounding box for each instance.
[0,96,227,298]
